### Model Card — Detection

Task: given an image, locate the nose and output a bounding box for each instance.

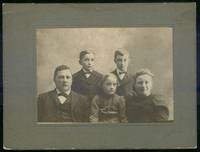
[63,77,68,82]
[88,60,92,65]
[141,83,146,88]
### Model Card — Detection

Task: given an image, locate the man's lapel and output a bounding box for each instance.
[79,69,98,84]
[112,69,130,86]
[70,91,78,112]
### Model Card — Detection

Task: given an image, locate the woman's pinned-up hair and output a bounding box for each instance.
[133,68,154,81]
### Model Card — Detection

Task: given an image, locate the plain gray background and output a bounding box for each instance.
[3,3,196,149]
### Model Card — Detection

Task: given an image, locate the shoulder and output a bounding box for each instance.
[113,94,125,103]
[92,94,101,101]
[111,69,117,75]
[38,90,54,98]
[72,70,82,78]
[72,91,86,99]
[93,70,104,78]
[126,72,134,81]
[37,90,55,103]
[150,94,168,107]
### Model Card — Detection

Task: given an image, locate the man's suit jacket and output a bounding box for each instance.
[72,69,103,99]
[37,89,89,122]
[111,69,134,96]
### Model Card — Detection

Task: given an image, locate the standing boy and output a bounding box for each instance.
[111,48,134,96]
[72,50,104,100]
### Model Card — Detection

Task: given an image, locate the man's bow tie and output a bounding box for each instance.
[119,71,127,75]
[58,93,69,98]
[84,71,92,74]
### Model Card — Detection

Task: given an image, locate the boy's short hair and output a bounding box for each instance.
[53,65,71,81]
[79,50,94,60]
[114,48,129,60]
[134,68,154,81]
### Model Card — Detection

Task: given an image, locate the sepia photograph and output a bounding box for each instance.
[37,28,174,123]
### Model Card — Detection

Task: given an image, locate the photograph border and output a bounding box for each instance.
[3,3,196,149]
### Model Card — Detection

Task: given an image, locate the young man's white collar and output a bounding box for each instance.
[82,68,93,78]
[116,68,127,80]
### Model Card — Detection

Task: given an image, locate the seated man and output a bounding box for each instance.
[126,69,169,122]
[37,65,89,122]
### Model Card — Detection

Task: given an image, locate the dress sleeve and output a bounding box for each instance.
[153,95,169,121]
[118,97,128,123]
[89,96,100,123]
[155,106,169,121]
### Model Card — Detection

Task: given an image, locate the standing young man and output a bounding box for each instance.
[111,48,134,96]
[72,50,104,99]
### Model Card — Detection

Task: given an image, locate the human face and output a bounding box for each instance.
[115,54,129,72]
[135,74,153,97]
[80,53,95,72]
[54,69,72,93]
[102,76,117,95]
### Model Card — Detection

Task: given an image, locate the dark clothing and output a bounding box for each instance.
[126,94,169,123]
[90,93,127,123]
[72,69,104,99]
[37,89,89,122]
[111,70,135,96]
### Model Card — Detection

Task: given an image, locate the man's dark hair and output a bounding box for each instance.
[53,65,71,81]
[79,50,94,60]
[114,48,129,60]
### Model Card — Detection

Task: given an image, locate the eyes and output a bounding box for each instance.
[116,58,127,62]
[83,58,94,62]
[57,75,72,80]
[105,82,117,87]
[136,81,150,85]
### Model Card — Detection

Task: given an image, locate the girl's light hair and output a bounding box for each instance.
[100,73,118,87]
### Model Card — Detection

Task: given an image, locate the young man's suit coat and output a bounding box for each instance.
[72,69,104,99]
[37,89,89,122]
[111,69,135,96]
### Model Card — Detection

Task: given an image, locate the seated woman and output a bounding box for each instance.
[89,73,127,123]
[126,69,169,123]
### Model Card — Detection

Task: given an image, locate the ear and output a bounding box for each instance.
[114,58,117,64]
[79,60,82,65]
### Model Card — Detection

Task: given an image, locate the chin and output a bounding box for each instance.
[88,68,93,71]
[63,87,70,92]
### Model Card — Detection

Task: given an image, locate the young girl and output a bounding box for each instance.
[89,73,127,123]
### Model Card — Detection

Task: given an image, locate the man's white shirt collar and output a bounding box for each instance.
[82,68,92,78]
[116,68,127,80]
[56,89,71,104]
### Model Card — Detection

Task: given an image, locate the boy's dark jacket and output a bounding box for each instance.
[111,69,135,96]
[72,69,103,99]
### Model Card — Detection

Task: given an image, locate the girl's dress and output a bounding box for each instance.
[90,93,127,123]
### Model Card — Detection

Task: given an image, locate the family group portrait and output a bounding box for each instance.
[37,28,174,123]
